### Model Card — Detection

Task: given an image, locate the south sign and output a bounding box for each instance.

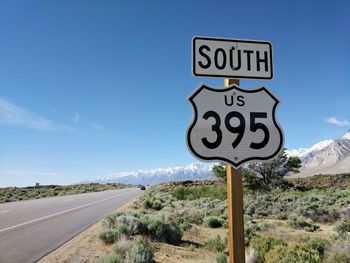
[186,83,283,167]
[193,36,273,79]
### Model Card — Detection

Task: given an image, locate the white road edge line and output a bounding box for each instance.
[0,189,136,233]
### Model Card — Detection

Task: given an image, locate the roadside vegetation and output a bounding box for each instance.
[0,183,133,203]
[96,150,350,263]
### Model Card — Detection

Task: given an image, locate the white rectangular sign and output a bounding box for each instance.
[193,36,273,79]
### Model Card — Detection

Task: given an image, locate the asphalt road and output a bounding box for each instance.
[0,188,140,263]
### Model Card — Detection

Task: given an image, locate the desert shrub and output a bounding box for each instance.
[305,224,320,232]
[103,212,125,229]
[298,202,339,223]
[172,186,189,200]
[114,224,132,237]
[244,219,260,246]
[179,221,192,232]
[243,187,350,223]
[216,252,228,263]
[244,203,255,216]
[287,214,319,231]
[287,214,309,229]
[143,199,153,209]
[205,235,227,252]
[265,243,321,263]
[335,219,350,237]
[171,185,227,201]
[99,230,118,244]
[209,201,228,218]
[175,217,192,232]
[97,253,124,263]
[126,210,143,218]
[112,238,132,258]
[143,216,182,245]
[139,190,172,211]
[339,205,350,219]
[203,216,223,228]
[182,208,204,224]
[150,200,163,210]
[275,211,288,220]
[125,237,154,263]
[303,237,326,258]
[103,213,146,237]
[143,199,163,210]
[116,215,146,235]
[250,235,284,263]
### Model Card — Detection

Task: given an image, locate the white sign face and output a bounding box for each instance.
[186,84,283,167]
[193,36,273,79]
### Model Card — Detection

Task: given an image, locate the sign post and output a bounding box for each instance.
[187,36,283,263]
[225,78,245,263]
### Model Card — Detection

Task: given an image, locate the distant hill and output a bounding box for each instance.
[287,131,350,177]
[289,173,350,189]
[86,163,214,185]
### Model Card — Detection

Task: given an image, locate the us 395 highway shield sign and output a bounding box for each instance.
[186,83,284,168]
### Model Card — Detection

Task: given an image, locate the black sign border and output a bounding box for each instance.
[186,83,284,168]
[192,36,274,80]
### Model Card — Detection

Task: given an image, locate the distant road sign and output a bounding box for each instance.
[186,83,283,167]
[193,36,273,79]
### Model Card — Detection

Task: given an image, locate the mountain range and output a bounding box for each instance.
[87,162,214,185]
[87,131,350,185]
[286,130,350,177]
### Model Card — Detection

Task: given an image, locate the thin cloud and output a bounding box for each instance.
[87,121,114,137]
[324,116,350,127]
[88,121,104,131]
[0,97,74,132]
[72,113,80,123]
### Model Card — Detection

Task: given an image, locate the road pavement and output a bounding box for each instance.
[0,188,140,263]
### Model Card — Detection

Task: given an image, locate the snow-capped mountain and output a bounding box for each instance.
[287,131,350,176]
[88,162,214,185]
[86,131,350,185]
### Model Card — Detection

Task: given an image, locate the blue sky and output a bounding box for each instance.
[0,0,349,186]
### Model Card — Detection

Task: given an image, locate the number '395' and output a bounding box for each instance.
[201,111,270,150]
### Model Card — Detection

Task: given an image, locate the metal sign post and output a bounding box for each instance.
[225,78,245,263]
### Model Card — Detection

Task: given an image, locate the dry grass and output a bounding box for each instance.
[153,225,227,263]
[255,218,336,242]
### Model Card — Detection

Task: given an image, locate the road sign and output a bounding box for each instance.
[193,36,273,79]
[186,83,283,167]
